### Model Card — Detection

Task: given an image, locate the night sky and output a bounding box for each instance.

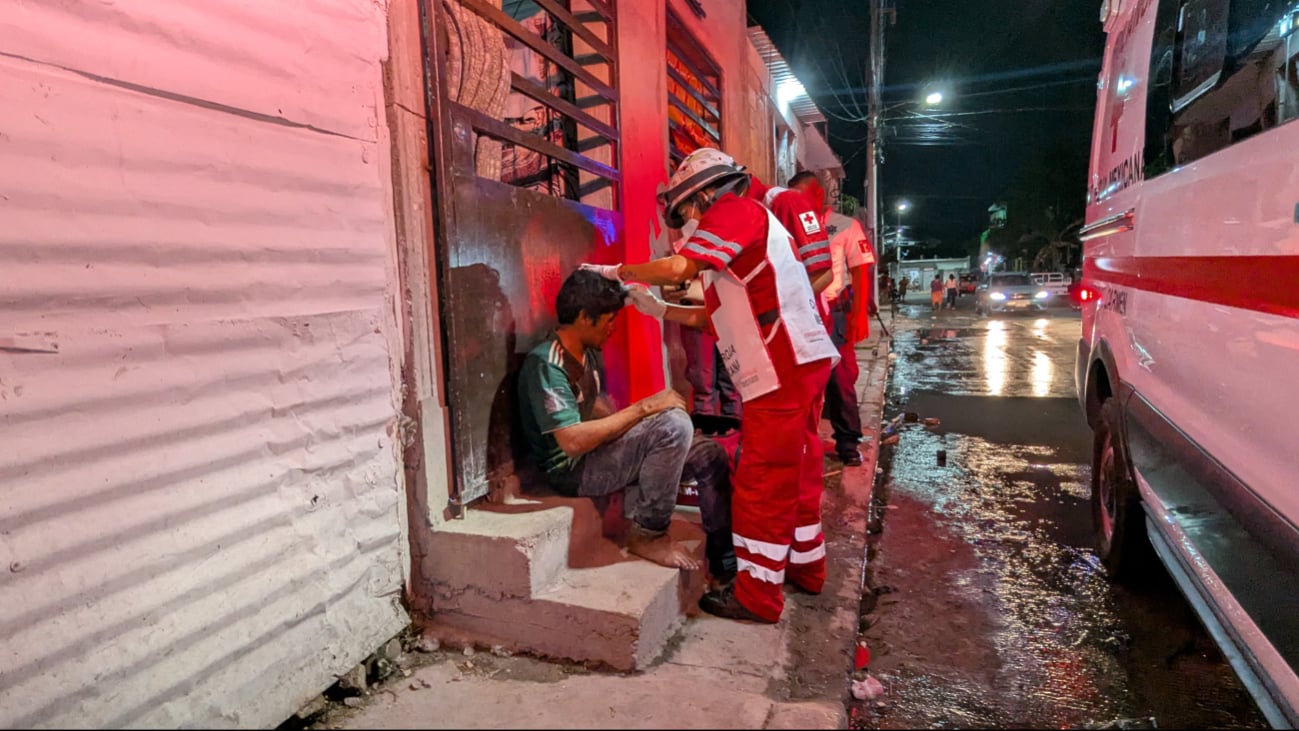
[747,0,1107,249]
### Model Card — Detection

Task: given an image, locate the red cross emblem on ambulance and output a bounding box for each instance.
[799,211,821,235]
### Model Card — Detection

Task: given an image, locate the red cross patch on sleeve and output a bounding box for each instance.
[799,211,821,235]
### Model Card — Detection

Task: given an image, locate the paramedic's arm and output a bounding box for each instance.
[811,269,833,295]
[618,256,701,287]
[551,389,687,459]
[661,303,710,330]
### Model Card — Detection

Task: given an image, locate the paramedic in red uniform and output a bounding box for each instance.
[744,172,838,596]
[581,148,839,623]
[746,174,835,295]
[791,172,877,465]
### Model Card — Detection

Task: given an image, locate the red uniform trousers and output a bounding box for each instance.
[731,327,833,622]
[786,295,835,595]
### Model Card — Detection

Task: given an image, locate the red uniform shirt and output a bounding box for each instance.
[765,188,832,275]
[678,193,783,317]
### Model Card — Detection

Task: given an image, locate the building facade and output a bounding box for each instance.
[0,1,839,726]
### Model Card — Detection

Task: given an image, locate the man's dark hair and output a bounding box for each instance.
[556,269,628,326]
[787,171,817,188]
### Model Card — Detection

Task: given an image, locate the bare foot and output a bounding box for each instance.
[627,531,701,571]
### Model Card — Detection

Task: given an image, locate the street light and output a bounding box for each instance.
[893,199,911,255]
[867,81,948,305]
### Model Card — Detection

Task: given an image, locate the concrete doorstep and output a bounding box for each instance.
[316,333,892,731]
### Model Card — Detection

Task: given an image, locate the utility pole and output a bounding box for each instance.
[866,0,891,307]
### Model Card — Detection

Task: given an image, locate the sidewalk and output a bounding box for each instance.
[309,328,893,730]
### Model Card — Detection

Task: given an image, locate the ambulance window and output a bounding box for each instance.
[1144,0,1184,179]
[1173,0,1229,110]
[1145,0,1299,179]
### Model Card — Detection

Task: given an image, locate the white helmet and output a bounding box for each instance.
[660,148,748,228]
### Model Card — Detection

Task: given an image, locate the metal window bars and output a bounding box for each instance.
[666,10,722,165]
[439,0,621,209]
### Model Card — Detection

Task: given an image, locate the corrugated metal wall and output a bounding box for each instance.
[0,1,410,727]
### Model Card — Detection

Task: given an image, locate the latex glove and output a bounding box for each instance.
[625,283,667,318]
[578,262,623,282]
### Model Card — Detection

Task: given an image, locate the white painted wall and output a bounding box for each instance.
[0,1,409,727]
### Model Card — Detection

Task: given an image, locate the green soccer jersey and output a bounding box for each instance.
[517,335,604,493]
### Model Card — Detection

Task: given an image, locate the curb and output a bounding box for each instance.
[775,330,892,728]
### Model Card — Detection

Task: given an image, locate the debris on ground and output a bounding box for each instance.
[342,697,364,708]
[1090,718,1158,730]
[850,675,885,700]
[415,637,440,653]
[923,417,941,427]
[491,645,512,658]
[462,646,475,657]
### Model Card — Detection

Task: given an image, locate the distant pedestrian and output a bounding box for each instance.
[944,274,958,310]
[898,276,909,301]
[930,275,943,312]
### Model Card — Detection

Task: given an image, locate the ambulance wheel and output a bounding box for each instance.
[1091,397,1152,580]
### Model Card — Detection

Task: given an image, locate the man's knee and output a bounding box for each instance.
[647,408,694,446]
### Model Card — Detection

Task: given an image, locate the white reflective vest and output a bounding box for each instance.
[702,208,840,402]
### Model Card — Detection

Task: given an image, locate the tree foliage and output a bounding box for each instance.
[984,142,1088,271]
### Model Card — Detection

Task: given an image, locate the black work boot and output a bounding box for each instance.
[705,532,737,587]
[699,584,775,624]
[838,448,863,466]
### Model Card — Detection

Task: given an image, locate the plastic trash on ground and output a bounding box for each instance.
[850,675,885,700]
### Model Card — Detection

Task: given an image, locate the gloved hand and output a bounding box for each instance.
[578,263,623,282]
[625,283,668,318]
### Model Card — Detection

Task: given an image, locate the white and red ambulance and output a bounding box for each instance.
[1078,1,1299,725]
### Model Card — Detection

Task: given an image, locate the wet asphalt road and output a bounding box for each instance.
[854,296,1266,729]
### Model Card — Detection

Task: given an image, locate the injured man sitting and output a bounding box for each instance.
[517,269,736,585]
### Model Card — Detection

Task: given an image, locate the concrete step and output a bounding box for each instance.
[421,495,708,671]
[425,544,704,670]
[425,505,574,599]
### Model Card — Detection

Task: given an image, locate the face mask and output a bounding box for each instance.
[680,218,699,240]
[671,218,699,254]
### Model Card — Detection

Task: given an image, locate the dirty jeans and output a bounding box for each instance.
[682,327,742,420]
[824,303,863,457]
[575,409,735,575]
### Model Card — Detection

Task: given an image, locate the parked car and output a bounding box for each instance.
[958,272,980,295]
[1030,272,1070,299]
[1078,0,1299,725]
[975,273,1053,315]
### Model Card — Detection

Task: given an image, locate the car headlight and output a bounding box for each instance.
[1035,291,1050,299]
[989,292,1007,301]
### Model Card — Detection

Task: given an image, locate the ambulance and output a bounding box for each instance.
[1078,0,1299,725]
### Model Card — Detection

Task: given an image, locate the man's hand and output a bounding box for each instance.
[578,263,623,282]
[625,283,668,318]
[640,387,688,417]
